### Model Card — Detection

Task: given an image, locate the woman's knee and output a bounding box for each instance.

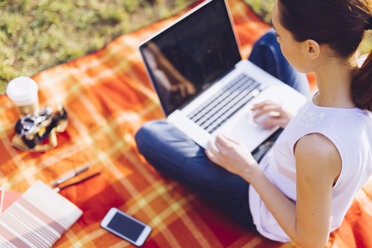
[256,28,277,45]
[135,120,164,156]
[135,119,196,159]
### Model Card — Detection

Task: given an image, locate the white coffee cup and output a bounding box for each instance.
[6,76,39,116]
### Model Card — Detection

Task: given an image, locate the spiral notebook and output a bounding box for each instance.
[0,181,82,248]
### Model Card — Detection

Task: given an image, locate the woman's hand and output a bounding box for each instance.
[251,100,294,128]
[205,134,260,181]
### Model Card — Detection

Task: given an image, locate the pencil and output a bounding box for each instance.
[54,171,102,192]
[51,165,90,187]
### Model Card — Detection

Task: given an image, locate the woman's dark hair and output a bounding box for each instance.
[278,0,372,111]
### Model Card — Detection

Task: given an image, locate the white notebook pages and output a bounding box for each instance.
[0,180,82,248]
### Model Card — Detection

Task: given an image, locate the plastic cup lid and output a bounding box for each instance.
[6,77,38,106]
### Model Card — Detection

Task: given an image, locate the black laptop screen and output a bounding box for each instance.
[140,0,241,116]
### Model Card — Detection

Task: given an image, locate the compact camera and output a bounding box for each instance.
[12,106,68,151]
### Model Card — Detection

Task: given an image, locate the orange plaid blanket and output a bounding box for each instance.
[0,0,371,247]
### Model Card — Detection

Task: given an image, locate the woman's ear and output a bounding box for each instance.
[303,39,320,60]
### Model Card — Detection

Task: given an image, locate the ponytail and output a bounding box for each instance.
[351,51,372,111]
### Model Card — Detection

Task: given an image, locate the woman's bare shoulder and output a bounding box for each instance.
[294,133,341,184]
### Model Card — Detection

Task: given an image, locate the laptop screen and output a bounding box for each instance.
[139,0,241,116]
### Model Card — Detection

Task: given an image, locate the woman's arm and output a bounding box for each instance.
[206,133,341,248]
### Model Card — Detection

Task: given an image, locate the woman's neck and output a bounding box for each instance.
[313,55,356,108]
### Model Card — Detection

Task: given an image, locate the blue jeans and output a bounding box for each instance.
[135,29,310,231]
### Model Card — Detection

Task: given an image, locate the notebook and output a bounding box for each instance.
[0,181,82,248]
[139,0,306,152]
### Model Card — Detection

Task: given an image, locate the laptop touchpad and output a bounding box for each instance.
[218,109,277,152]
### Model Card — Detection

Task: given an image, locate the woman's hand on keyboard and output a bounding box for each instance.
[251,100,294,128]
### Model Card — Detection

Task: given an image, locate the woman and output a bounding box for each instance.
[135,0,372,246]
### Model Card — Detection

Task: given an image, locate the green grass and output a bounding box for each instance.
[1,0,371,95]
[0,0,197,94]
[244,0,274,24]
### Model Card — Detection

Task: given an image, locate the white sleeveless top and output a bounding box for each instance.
[249,99,372,242]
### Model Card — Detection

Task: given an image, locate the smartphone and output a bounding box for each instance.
[101,208,152,246]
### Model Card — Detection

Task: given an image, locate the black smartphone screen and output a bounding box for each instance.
[107,212,146,241]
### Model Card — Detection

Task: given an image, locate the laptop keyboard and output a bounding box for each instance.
[187,73,261,134]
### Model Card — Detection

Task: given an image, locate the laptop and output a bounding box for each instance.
[139,0,306,152]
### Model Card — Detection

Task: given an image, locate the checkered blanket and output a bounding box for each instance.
[0,0,371,247]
